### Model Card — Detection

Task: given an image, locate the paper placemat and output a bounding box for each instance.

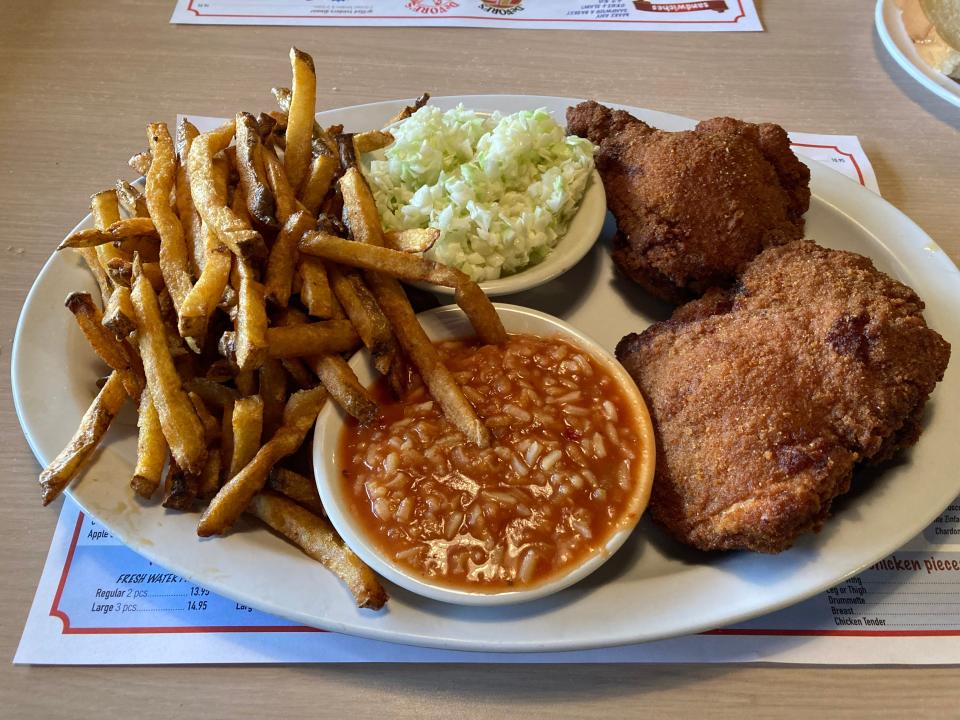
[170,0,763,32]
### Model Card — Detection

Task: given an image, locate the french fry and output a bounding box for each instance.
[298,256,334,318]
[184,377,238,410]
[384,92,430,126]
[102,285,136,339]
[58,217,158,250]
[353,130,394,155]
[327,264,397,378]
[91,190,126,286]
[336,133,358,172]
[277,307,377,423]
[266,467,325,517]
[91,189,121,227]
[284,47,316,191]
[222,145,238,174]
[235,259,268,371]
[254,112,277,141]
[338,167,386,246]
[197,450,223,501]
[145,123,194,313]
[311,353,379,425]
[189,391,220,445]
[104,260,131,289]
[371,274,490,447]
[65,292,144,401]
[383,227,439,254]
[157,287,190,360]
[116,179,149,217]
[187,120,266,260]
[175,118,204,276]
[235,111,278,230]
[178,159,232,342]
[131,258,207,475]
[262,144,299,223]
[39,372,127,505]
[236,368,257,397]
[271,85,336,155]
[57,228,113,253]
[455,280,509,346]
[300,230,457,285]
[77,248,113,306]
[128,151,152,176]
[203,359,235,383]
[197,385,327,536]
[131,388,167,499]
[140,262,166,293]
[264,209,312,307]
[114,235,160,262]
[228,395,264,480]
[257,320,360,359]
[259,358,288,440]
[267,107,287,127]
[301,231,507,346]
[219,400,235,484]
[162,459,199,511]
[177,220,232,342]
[248,491,387,610]
[298,153,338,216]
[219,321,359,361]
[280,358,317,390]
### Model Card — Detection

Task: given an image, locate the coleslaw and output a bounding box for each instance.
[363,105,595,282]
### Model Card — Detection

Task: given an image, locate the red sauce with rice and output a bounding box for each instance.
[339,334,645,591]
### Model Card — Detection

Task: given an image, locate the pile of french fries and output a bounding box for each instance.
[39,48,507,611]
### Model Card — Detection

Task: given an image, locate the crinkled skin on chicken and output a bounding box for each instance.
[567,101,810,303]
[615,242,951,553]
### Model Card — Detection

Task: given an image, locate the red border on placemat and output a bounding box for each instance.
[184,0,747,24]
[790,142,866,186]
[50,511,958,638]
[49,512,320,635]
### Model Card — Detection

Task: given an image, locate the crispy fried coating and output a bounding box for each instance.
[567,101,810,303]
[616,242,950,553]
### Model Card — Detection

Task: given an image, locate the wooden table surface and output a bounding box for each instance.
[2,1,959,717]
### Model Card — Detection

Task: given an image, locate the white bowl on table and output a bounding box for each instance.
[365,113,607,297]
[412,170,608,297]
[312,303,655,606]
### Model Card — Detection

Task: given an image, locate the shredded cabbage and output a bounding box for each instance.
[363,105,595,282]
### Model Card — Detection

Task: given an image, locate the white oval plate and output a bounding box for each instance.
[12,96,960,652]
[876,0,960,108]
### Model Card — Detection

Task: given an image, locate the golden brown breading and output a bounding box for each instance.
[615,241,950,553]
[567,101,810,303]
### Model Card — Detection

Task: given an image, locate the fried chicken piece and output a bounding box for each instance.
[615,241,950,553]
[567,101,810,303]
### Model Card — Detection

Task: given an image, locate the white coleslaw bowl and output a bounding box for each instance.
[424,170,604,297]
[363,110,607,297]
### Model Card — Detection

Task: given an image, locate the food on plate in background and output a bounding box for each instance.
[566,101,810,303]
[897,0,960,80]
[340,334,652,590]
[616,241,950,553]
[363,105,596,282]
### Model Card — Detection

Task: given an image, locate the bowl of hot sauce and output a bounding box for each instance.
[313,304,656,605]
